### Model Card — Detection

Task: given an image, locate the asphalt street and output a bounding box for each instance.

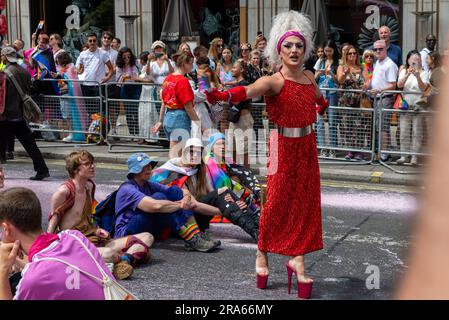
[1,158,418,300]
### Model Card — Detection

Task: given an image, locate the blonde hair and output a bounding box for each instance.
[362,49,375,60]
[265,10,314,66]
[341,45,360,67]
[208,37,223,61]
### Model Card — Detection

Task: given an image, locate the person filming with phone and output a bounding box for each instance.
[396,50,430,166]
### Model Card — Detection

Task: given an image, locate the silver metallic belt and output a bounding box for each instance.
[278,124,314,138]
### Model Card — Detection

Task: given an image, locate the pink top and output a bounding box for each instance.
[23,47,36,78]
[14,230,114,300]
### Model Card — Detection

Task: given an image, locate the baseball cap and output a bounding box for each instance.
[127,153,158,176]
[184,138,204,151]
[1,46,19,63]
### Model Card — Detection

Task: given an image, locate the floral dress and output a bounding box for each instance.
[338,67,366,149]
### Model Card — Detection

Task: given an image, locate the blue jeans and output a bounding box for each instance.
[316,92,338,148]
[163,109,192,142]
[125,192,193,238]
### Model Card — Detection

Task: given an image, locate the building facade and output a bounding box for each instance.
[4,0,449,60]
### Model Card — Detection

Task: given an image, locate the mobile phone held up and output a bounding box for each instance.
[155,53,164,59]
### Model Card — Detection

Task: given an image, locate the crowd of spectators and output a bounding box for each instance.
[0,25,447,165]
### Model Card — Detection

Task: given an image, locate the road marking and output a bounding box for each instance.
[371,171,384,183]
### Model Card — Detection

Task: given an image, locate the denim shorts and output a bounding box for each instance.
[163,109,192,141]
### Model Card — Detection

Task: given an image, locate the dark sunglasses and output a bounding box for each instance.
[88,39,97,43]
[374,48,385,52]
[103,36,112,40]
[347,52,357,56]
[364,55,374,58]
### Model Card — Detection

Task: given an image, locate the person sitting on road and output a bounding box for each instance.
[114,152,220,253]
[205,133,262,216]
[0,187,119,300]
[48,150,154,280]
[151,138,259,241]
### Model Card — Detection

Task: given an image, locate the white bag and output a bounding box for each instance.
[38,232,138,300]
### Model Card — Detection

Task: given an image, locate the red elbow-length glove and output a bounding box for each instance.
[316,94,329,115]
[205,86,248,105]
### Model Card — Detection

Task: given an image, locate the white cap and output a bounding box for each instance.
[184,138,203,150]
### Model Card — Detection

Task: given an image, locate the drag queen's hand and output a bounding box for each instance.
[205,88,229,105]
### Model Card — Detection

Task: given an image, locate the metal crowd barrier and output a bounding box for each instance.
[378,90,434,174]
[104,82,169,153]
[26,78,435,175]
[29,79,103,148]
[315,88,377,165]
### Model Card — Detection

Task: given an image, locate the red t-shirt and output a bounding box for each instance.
[161,74,194,110]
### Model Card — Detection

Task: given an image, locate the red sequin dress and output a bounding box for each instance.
[258,80,323,256]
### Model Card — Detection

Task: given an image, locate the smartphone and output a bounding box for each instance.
[155,53,164,59]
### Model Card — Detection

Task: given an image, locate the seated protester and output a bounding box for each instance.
[114,153,220,253]
[205,133,262,215]
[151,138,259,241]
[48,150,153,280]
[0,187,124,300]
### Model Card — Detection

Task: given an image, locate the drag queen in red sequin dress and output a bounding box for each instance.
[206,11,328,298]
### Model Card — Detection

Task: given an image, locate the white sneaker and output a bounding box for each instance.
[410,156,418,166]
[396,156,409,165]
[62,134,73,142]
[319,149,328,157]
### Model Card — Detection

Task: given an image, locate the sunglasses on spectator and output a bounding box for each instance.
[364,55,374,58]
[347,52,357,56]
[374,48,385,52]
[103,36,112,40]
[88,39,97,43]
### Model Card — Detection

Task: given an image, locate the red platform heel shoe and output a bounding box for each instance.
[286,262,314,299]
[256,252,269,289]
[257,273,269,289]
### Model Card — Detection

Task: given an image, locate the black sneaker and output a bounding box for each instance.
[30,172,50,181]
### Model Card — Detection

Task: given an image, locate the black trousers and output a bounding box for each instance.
[80,84,101,116]
[0,120,48,173]
[196,190,242,231]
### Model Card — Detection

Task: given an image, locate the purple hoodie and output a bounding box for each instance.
[14,230,114,300]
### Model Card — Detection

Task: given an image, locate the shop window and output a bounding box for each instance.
[190,0,240,58]
[30,0,114,59]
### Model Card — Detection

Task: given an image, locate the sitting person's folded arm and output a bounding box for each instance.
[192,199,221,216]
[136,196,181,213]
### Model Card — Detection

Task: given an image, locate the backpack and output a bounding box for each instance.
[93,181,131,237]
[37,232,138,300]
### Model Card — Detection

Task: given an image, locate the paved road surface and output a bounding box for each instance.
[1,158,418,300]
